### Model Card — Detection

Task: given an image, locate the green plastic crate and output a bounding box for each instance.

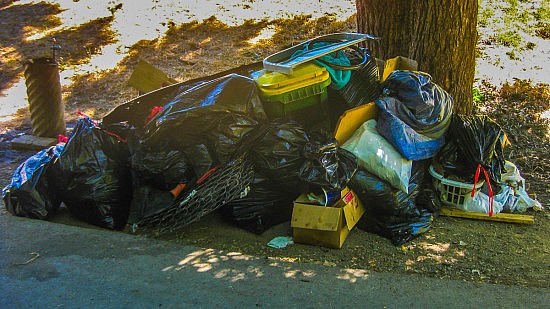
[252,63,331,127]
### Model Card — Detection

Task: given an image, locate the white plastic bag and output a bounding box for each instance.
[496,161,543,212]
[494,184,542,213]
[461,190,504,215]
[459,160,543,214]
[515,186,543,211]
[443,160,542,214]
[342,119,412,193]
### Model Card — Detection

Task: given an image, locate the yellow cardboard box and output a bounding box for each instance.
[290,102,378,249]
[333,102,379,144]
[291,187,365,248]
[381,56,418,81]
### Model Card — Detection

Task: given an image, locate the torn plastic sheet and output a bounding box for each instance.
[137,74,267,174]
[267,236,294,249]
[102,62,263,127]
[140,74,266,146]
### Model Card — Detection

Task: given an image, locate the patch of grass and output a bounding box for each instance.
[478,7,494,27]
[535,22,550,39]
[475,45,486,59]
[500,0,528,26]
[495,31,522,47]
[473,87,486,104]
[506,50,518,60]
[526,42,536,50]
[534,5,550,22]
[502,6,517,16]
[107,1,123,15]
[518,11,530,24]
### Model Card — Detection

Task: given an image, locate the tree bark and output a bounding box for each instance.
[356,0,478,114]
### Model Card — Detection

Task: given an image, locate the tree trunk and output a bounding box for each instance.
[356,0,478,114]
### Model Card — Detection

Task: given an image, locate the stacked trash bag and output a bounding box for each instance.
[3,58,542,246]
[341,70,453,245]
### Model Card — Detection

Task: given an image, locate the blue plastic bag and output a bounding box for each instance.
[375,98,444,161]
[375,71,453,160]
[2,145,64,219]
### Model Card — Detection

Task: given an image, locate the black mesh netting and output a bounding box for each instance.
[134,153,254,233]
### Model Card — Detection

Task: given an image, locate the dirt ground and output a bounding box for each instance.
[0,1,549,288]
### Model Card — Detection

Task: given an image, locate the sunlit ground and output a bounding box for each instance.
[0,0,548,120]
[0,79,27,122]
[475,37,550,86]
[162,248,371,283]
[0,0,356,120]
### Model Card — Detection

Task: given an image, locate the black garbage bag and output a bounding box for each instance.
[127,183,176,225]
[299,131,358,191]
[2,144,64,219]
[98,121,134,141]
[350,164,423,218]
[141,74,266,145]
[349,161,433,245]
[53,117,132,229]
[249,120,310,195]
[432,138,470,180]
[129,139,194,191]
[374,71,453,160]
[338,52,382,108]
[250,121,358,194]
[358,210,433,246]
[102,62,263,127]
[221,174,295,234]
[139,74,267,174]
[447,114,507,184]
[104,121,193,190]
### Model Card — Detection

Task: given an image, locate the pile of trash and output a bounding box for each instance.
[3,34,542,247]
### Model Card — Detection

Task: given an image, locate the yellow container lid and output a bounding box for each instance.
[253,63,330,96]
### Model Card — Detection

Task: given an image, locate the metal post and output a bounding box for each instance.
[24,39,65,138]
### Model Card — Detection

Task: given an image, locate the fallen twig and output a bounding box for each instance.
[13,252,40,266]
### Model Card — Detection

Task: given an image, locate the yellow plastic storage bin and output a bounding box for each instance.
[252,63,331,127]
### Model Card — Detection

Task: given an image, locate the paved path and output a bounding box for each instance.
[1,214,549,308]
